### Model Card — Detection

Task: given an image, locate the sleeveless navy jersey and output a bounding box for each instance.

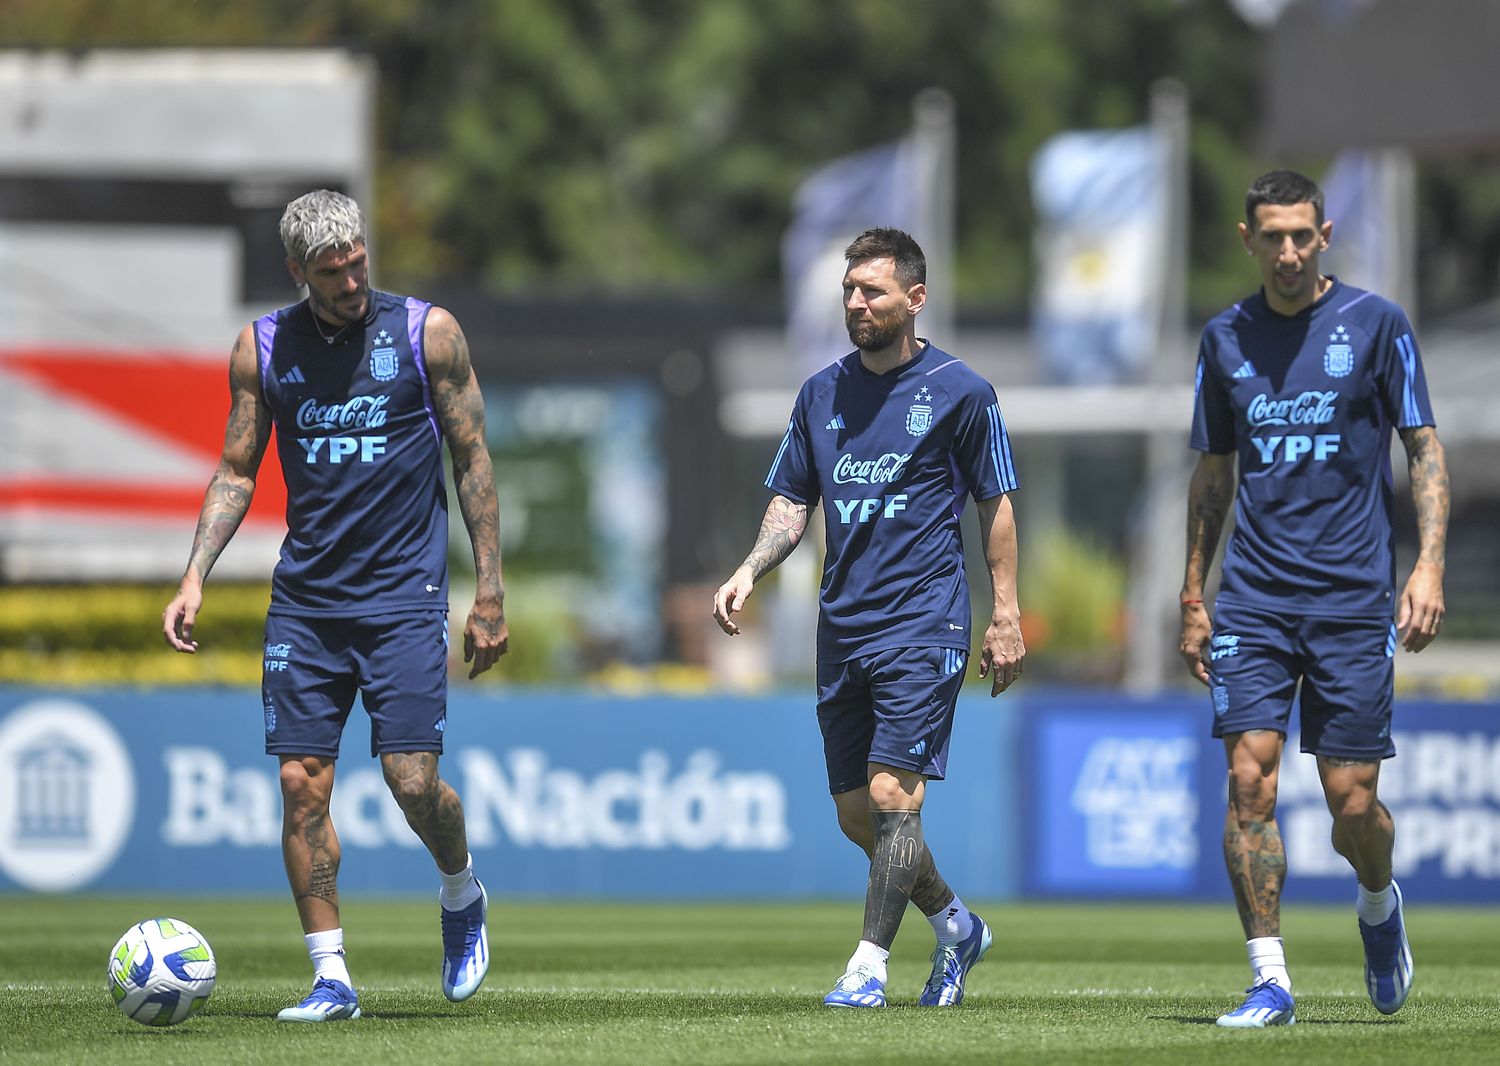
[1191,278,1435,618]
[254,290,449,617]
[766,343,1018,663]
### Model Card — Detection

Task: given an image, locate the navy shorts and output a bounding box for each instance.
[1207,601,1397,760]
[816,647,968,795]
[261,611,449,759]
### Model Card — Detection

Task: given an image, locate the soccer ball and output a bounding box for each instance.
[107,918,216,1026]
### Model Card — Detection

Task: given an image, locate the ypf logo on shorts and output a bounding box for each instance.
[0,700,135,892]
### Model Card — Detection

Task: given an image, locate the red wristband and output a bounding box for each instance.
[1180,599,1203,606]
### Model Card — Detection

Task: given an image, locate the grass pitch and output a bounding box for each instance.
[1,895,1497,1065]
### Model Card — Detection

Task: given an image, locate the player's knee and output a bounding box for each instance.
[385,770,440,813]
[1327,787,1380,825]
[278,757,332,813]
[1226,772,1278,818]
[866,774,920,811]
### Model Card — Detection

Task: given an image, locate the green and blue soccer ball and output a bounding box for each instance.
[107,918,216,1026]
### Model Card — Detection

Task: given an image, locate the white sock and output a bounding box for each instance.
[1356,881,1397,925]
[1247,936,1291,993]
[439,853,481,911]
[927,894,975,945]
[305,927,352,987]
[847,940,890,984]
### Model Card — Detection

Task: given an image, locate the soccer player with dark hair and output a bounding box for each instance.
[163,189,508,1021]
[1180,170,1449,1027]
[714,227,1025,1008]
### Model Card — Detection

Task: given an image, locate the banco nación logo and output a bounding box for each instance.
[0,700,135,892]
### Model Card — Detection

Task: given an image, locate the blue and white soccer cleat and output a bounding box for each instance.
[440,878,490,1002]
[919,914,993,1007]
[276,977,361,1023]
[822,965,887,1008]
[1359,880,1413,1014]
[1215,978,1295,1028]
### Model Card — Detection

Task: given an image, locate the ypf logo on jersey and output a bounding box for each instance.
[0,700,135,892]
[370,329,399,382]
[906,385,934,437]
[1324,324,1354,378]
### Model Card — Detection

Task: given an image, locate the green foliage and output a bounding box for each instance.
[2,0,1264,314]
[0,581,571,686]
[1022,527,1128,650]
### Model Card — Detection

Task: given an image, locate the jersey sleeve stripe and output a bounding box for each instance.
[987,402,1019,491]
[924,358,961,375]
[1395,333,1421,426]
[764,421,794,489]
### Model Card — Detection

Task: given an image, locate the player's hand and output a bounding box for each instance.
[712,567,755,636]
[1178,600,1213,685]
[978,614,1024,696]
[1397,560,1445,653]
[464,595,509,678]
[162,584,202,654]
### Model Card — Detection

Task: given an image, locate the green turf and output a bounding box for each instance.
[1,896,1497,1065]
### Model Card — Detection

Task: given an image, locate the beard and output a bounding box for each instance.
[313,286,369,325]
[846,307,906,351]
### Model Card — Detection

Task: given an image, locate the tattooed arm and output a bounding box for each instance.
[163,325,272,652]
[1396,425,1449,652]
[712,495,809,636]
[425,306,508,678]
[1179,451,1235,684]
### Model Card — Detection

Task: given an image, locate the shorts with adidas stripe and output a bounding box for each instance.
[816,647,966,794]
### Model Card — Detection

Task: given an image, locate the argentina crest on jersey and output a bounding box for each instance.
[906,385,934,436]
[1324,324,1354,378]
[370,329,399,382]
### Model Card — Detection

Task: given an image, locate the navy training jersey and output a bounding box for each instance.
[1191,278,1435,617]
[255,290,450,617]
[766,342,1018,663]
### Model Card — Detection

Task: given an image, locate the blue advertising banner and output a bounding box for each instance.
[0,688,1015,899]
[1021,691,1500,904]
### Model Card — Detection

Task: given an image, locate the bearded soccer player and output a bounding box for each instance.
[164,189,508,1021]
[714,227,1024,1008]
[1180,170,1449,1028]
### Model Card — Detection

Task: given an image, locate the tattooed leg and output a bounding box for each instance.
[280,755,342,934]
[834,786,954,918]
[382,752,469,874]
[1224,813,1287,939]
[908,849,957,918]
[862,809,925,949]
[1223,732,1286,939]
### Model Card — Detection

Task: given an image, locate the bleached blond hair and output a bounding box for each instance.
[279,189,366,263]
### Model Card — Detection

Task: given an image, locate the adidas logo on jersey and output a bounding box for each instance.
[1231,361,1257,379]
[826,414,846,430]
[279,365,307,385]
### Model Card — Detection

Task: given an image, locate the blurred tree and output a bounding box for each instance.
[0,0,1273,313]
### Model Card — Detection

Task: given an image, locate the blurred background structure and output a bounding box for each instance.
[3,1,1500,902]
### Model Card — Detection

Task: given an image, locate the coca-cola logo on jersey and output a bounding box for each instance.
[296,394,391,431]
[832,452,911,485]
[1246,390,1337,429]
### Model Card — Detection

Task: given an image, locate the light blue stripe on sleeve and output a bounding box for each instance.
[764,422,794,489]
[987,403,1018,490]
[1395,334,1420,425]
